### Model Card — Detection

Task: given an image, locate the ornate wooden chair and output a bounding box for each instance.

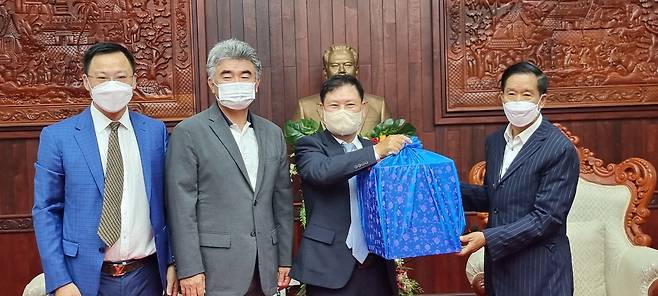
[465,124,658,296]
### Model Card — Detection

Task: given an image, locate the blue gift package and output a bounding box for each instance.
[357,137,465,259]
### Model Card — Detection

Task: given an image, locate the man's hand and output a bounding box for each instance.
[54,283,81,296]
[180,273,205,296]
[458,231,486,256]
[166,264,180,296]
[277,267,291,290]
[374,135,411,158]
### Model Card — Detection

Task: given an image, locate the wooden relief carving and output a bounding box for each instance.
[443,0,658,114]
[0,214,33,233]
[0,0,195,127]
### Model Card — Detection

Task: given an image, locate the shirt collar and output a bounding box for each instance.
[332,134,363,149]
[218,106,255,128]
[503,114,543,145]
[90,104,132,134]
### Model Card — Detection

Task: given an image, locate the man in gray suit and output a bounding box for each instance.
[166,39,293,296]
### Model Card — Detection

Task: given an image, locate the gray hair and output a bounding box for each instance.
[206,39,262,78]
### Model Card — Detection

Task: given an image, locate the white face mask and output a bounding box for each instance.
[322,108,364,136]
[215,82,256,110]
[90,81,133,113]
[503,100,541,127]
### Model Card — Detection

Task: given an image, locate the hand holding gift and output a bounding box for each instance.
[374,134,411,157]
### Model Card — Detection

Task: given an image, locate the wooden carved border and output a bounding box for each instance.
[468,123,657,247]
[0,0,196,127]
[556,123,657,247]
[0,214,33,233]
[433,0,658,125]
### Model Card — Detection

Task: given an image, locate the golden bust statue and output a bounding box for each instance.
[291,44,390,133]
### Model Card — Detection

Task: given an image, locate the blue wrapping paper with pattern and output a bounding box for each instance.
[357,137,465,259]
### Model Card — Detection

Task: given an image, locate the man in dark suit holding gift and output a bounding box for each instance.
[459,62,580,296]
[290,75,409,295]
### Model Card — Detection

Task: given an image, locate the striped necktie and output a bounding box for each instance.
[98,122,123,246]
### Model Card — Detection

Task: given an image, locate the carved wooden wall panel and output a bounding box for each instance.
[0,0,196,127]
[436,0,658,124]
[0,0,657,295]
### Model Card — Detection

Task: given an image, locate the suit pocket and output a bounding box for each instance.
[271,228,279,245]
[199,233,231,248]
[62,239,79,257]
[303,223,335,245]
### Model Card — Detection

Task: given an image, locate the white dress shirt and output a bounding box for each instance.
[229,120,259,191]
[333,135,370,263]
[91,104,156,261]
[500,114,543,177]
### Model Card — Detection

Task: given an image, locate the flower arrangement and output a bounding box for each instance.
[395,259,423,296]
[283,118,422,296]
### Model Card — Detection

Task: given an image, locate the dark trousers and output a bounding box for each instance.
[245,258,266,296]
[306,255,394,296]
[99,256,162,296]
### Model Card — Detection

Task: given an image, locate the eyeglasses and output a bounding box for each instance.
[87,75,134,84]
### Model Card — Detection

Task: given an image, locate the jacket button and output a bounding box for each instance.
[493,209,499,214]
[98,247,105,253]
[250,231,256,237]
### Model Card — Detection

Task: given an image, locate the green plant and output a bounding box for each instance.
[284,119,322,146]
[366,118,417,143]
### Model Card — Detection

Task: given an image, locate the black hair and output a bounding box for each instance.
[319,74,364,103]
[83,42,136,74]
[500,61,548,95]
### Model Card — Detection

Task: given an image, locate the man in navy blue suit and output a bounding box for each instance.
[33,43,178,296]
[290,75,409,295]
[459,62,580,296]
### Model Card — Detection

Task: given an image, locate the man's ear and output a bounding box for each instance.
[207,78,217,96]
[538,94,547,109]
[354,64,359,76]
[82,75,91,91]
[255,78,260,93]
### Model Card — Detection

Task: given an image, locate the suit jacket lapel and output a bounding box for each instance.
[321,129,347,156]
[498,120,549,184]
[130,112,152,203]
[253,116,266,196]
[207,104,253,190]
[73,108,105,195]
[358,136,373,148]
[489,132,505,188]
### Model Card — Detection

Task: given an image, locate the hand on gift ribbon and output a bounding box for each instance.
[458,231,486,256]
[374,135,411,158]
[180,273,205,296]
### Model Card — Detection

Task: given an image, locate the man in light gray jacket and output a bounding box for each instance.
[165,39,293,296]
